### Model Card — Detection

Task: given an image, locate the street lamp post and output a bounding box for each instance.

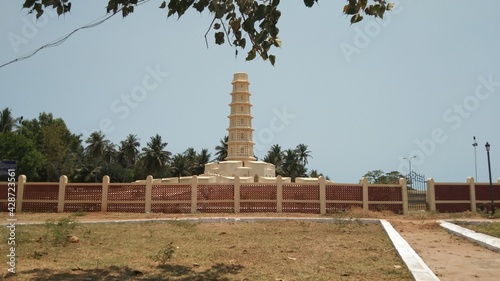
[19,116,23,136]
[404,156,417,176]
[473,136,478,181]
[485,142,495,217]
[403,156,417,188]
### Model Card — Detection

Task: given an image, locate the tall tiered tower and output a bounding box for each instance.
[225,73,256,161]
[202,72,275,181]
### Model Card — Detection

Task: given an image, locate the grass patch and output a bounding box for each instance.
[455,222,500,238]
[1,219,412,280]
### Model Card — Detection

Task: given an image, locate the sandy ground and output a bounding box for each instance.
[5,212,500,280]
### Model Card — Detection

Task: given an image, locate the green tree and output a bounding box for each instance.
[281,148,307,182]
[84,131,113,182]
[213,135,228,162]
[192,148,211,175]
[295,143,312,166]
[0,133,44,180]
[118,134,141,168]
[363,170,403,184]
[21,113,83,181]
[263,144,283,174]
[0,108,21,134]
[85,131,109,161]
[116,134,140,181]
[169,153,191,177]
[21,0,394,65]
[139,134,171,178]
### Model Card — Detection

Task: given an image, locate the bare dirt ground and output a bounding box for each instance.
[6,211,500,280]
[389,219,500,281]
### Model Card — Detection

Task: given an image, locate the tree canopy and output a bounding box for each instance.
[1,108,328,182]
[363,170,404,184]
[20,0,394,65]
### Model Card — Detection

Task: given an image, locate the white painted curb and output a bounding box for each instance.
[439,221,500,253]
[380,220,440,281]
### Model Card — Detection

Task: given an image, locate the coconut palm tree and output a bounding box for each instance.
[85,131,109,161]
[192,148,211,175]
[0,107,20,133]
[85,131,111,182]
[263,144,282,164]
[214,135,228,161]
[295,143,312,166]
[281,148,307,182]
[263,144,283,174]
[170,153,191,177]
[118,134,140,168]
[140,134,171,177]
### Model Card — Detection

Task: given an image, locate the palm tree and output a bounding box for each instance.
[85,131,109,161]
[140,134,171,177]
[281,149,307,182]
[295,143,312,166]
[84,131,111,182]
[0,107,20,133]
[192,148,211,175]
[170,153,191,177]
[214,135,228,161]
[118,134,140,168]
[263,144,282,164]
[263,144,283,174]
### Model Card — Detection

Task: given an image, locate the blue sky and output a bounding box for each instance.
[1,0,499,183]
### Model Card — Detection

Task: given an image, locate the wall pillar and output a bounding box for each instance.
[319,176,326,215]
[400,177,409,215]
[467,177,476,212]
[234,176,240,214]
[276,175,283,213]
[145,175,153,213]
[191,175,198,213]
[427,178,436,212]
[17,175,26,212]
[57,175,68,213]
[361,177,368,211]
[101,175,110,212]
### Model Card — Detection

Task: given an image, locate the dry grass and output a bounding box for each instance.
[454,221,500,238]
[2,216,412,281]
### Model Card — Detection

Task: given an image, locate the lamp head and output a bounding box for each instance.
[486,142,491,152]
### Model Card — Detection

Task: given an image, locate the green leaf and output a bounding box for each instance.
[343,4,358,15]
[303,0,316,8]
[23,0,37,9]
[269,55,276,66]
[246,49,256,61]
[215,32,225,45]
[159,1,166,9]
[387,2,394,11]
[214,23,221,30]
[56,4,63,15]
[229,18,241,32]
[350,13,363,24]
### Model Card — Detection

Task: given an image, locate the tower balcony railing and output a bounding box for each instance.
[228,125,253,129]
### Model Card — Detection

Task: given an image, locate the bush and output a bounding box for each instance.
[150,242,176,265]
[43,216,79,246]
